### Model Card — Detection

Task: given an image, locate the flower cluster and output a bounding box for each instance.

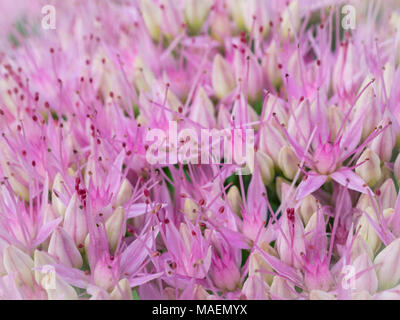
[0,0,400,300]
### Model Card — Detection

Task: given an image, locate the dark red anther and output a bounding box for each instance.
[376,189,381,196]
[0,109,4,115]
[32,115,38,122]
[218,206,225,214]
[278,63,283,69]
[198,199,205,206]
[191,231,196,236]
[164,218,170,224]
[78,244,84,249]
[31,160,36,167]
[143,189,150,197]
[286,208,295,222]
[109,91,114,98]
[22,150,26,157]
[44,101,50,109]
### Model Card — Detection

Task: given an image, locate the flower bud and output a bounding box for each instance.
[115,178,133,207]
[357,207,382,254]
[355,149,381,187]
[140,0,162,41]
[48,227,83,269]
[309,290,336,300]
[184,0,212,34]
[370,121,395,162]
[379,178,397,210]
[210,11,231,43]
[249,242,278,286]
[299,195,317,225]
[228,0,246,30]
[270,276,297,299]
[259,125,286,164]
[280,0,300,40]
[256,150,274,185]
[212,54,236,99]
[183,198,198,223]
[105,207,125,252]
[353,253,378,294]
[374,238,400,290]
[189,87,216,128]
[244,0,270,38]
[34,249,56,287]
[394,153,400,184]
[227,185,242,216]
[63,193,88,246]
[278,146,298,180]
[211,254,241,292]
[93,256,118,292]
[52,172,67,217]
[46,276,78,300]
[110,278,132,300]
[3,246,34,287]
[262,41,282,89]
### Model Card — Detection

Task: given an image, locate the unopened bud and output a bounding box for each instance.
[183,198,198,223]
[184,0,212,34]
[355,149,381,187]
[357,207,382,254]
[48,228,83,268]
[110,278,132,300]
[3,245,34,287]
[212,54,236,99]
[106,207,125,252]
[299,195,318,226]
[374,238,400,290]
[278,146,298,180]
[115,179,133,207]
[256,150,274,185]
[64,193,88,246]
[227,186,242,216]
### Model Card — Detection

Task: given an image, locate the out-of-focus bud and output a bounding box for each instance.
[52,172,67,217]
[379,178,397,210]
[244,0,270,38]
[48,228,83,268]
[228,0,246,30]
[227,186,242,216]
[115,179,133,207]
[63,193,88,246]
[193,284,217,300]
[353,253,378,294]
[183,198,198,223]
[395,153,400,185]
[280,0,300,40]
[184,0,212,34]
[210,10,231,43]
[110,278,132,300]
[34,250,56,286]
[309,290,336,300]
[47,276,78,300]
[370,121,395,162]
[299,195,317,226]
[3,246,34,287]
[140,0,162,41]
[262,41,282,89]
[256,150,274,185]
[332,42,361,97]
[278,146,298,180]
[353,76,380,140]
[189,87,216,128]
[377,62,395,99]
[234,51,263,103]
[0,238,9,276]
[327,106,344,141]
[270,276,297,299]
[133,57,155,93]
[357,207,382,254]
[249,242,278,286]
[106,207,125,252]
[355,149,381,187]
[0,158,29,201]
[374,238,400,290]
[212,54,236,100]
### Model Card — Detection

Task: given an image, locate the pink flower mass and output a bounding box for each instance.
[0,0,400,300]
